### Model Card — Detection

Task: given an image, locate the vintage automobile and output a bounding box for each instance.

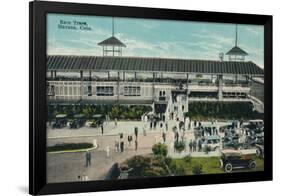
[256,144,264,159]
[220,150,256,173]
[223,137,240,150]
[244,119,264,130]
[202,135,221,151]
[70,114,86,129]
[90,114,105,128]
[52,114,67,129]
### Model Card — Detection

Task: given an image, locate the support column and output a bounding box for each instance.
[80,70,83,100]
[134,72,137,81]
[152,72,155,101]
[186,73,189,93]
[249,75,252,96]
[123,72,125,82]
[117,72,120,102]
[246,75,249,84]
[108,71,110,80]
[54,71,57,79]
[186,73,189,112]
[89,71,92,81]
[113,46,115,56]
[80,71,83,80]
[51,71,54,79]
[218,75,223,101]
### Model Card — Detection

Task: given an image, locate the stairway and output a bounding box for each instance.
[165,94,188,121]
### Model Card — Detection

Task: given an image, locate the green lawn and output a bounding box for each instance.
[169,155,264,175]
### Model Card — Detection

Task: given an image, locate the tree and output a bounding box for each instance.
[109,105,121,119]
[152,143,168,157]
[126,156,151,177]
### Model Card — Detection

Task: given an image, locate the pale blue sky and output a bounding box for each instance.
[47,13,264,68]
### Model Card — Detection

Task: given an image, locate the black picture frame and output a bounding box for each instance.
[29,1,273,195]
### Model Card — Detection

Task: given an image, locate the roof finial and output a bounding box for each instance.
[235,24,238,47]
[112,17,115,36]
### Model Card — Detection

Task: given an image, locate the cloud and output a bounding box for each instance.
[190,31,234,46]
[47,25,264,68]
[244,27,262,36]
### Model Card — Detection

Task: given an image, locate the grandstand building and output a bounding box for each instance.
[46,23,264,115]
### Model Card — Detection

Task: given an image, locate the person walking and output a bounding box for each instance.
[115,139,119,152]
[82,174,89,181]
[193,140,197,152]
[189,140,193,153]
[115,118,118,128]
[120,141,124,152]
[78,174,89,181]
[127,135,132,146]
[198,139,202,152]
[134,127,138,138]
[165,122,168,132]
[175,131,179,143]
[101,124,104,134]
[185,139,189,152]
[153,119,157,129]
[143,124,147,136]
[105,146,110,157]
[144,114,148,123]
[85,150,91,167]
[135,139,138,151]
[162,131,166,143]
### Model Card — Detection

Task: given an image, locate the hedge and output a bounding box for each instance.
[185,102,263,120]
[48,104,152,121]
[47,143,93,152]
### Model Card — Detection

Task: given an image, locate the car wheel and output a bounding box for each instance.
[256,149,260,156]
[224,163,233,173]
[219,159,223,168]
[249,161,256,169]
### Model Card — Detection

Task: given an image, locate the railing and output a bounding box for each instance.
[47,77,250,87]
[189,97,250,102]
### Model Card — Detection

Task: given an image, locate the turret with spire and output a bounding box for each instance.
[226,24,248,61]
[98,17,126,56]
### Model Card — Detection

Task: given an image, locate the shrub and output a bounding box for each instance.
[174,141,186,153]
[126,156,151,177]
[204,146,212,154]
[185,102,262,120]
[192,163,203,175]
[169,161,187,175]
[143,167,167,177]
[124,155,170,178]
[152,143,168,157]
[164,157,172,166]
[183,155,192,163]
[48,104,152,121]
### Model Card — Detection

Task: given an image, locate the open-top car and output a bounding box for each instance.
[220,150,256,173]
[244,119,264,130]
[70,114,86,129]
[90,114,105,128]
[202,135,221,151]
[256,144,264,159]
[52,114,67,129]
